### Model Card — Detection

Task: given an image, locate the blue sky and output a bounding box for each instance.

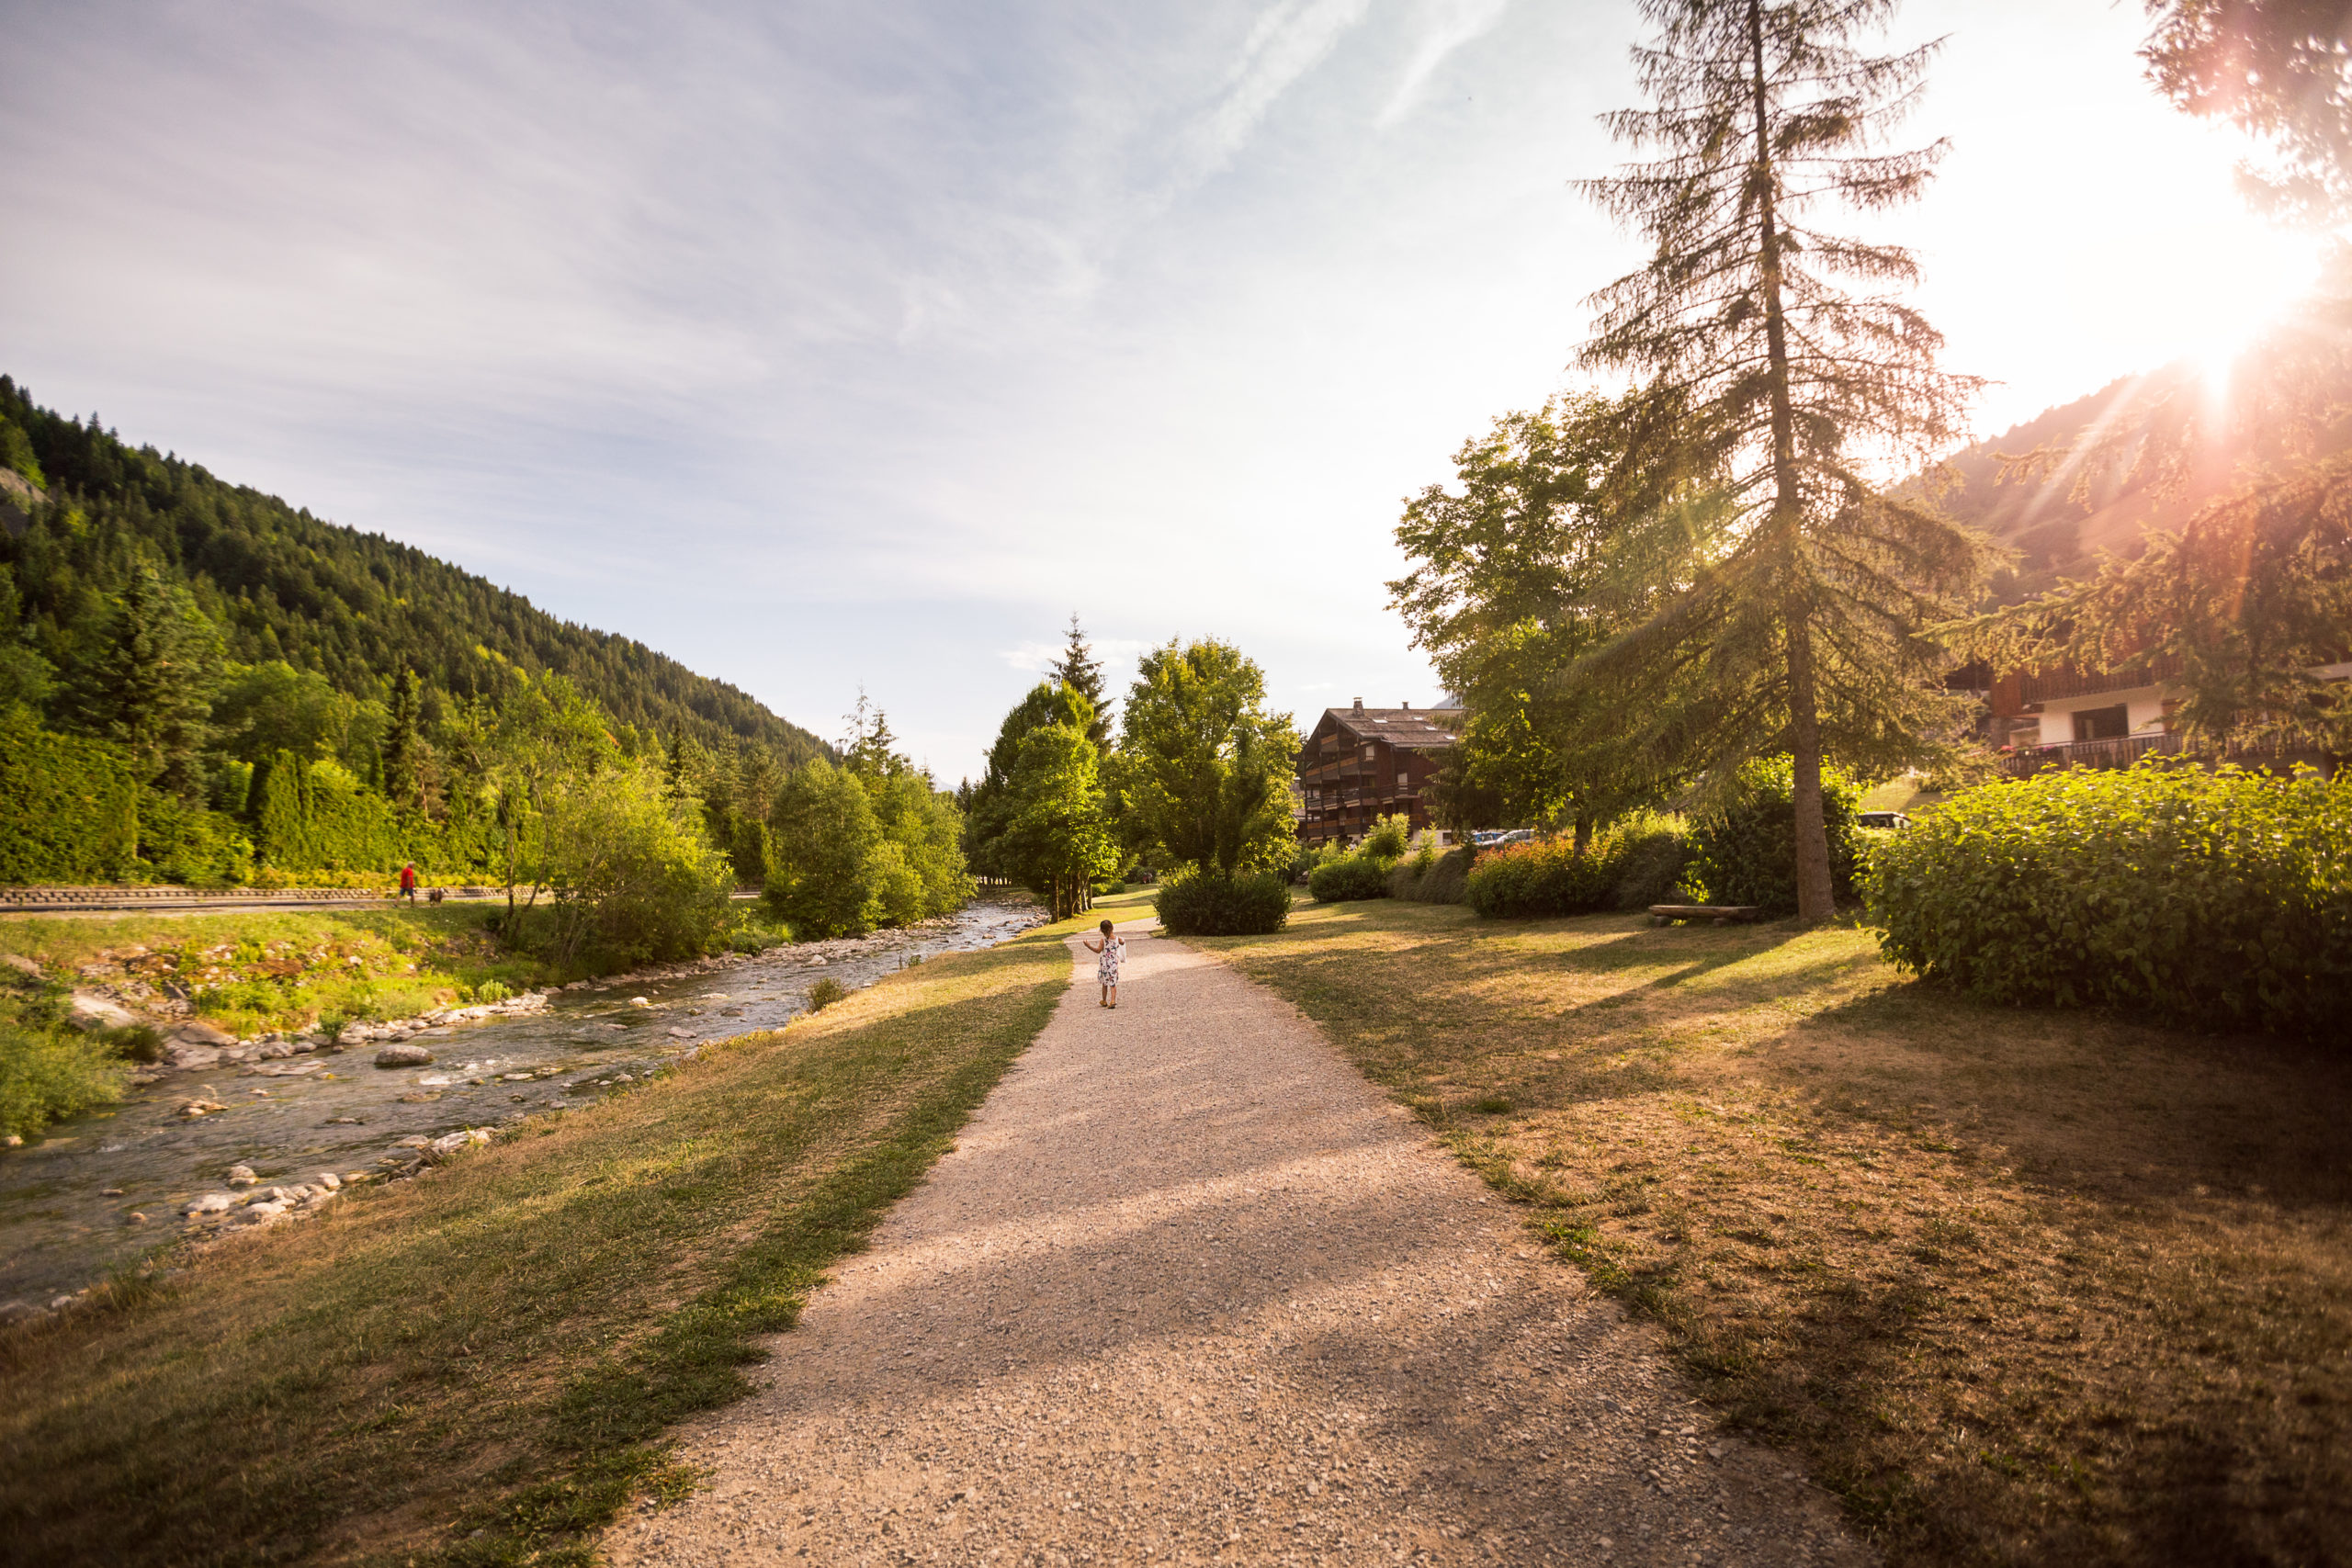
[0,0,2318,777]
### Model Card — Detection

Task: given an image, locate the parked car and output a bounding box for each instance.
[1471,828,1534,848]
[1857,810,1911,829]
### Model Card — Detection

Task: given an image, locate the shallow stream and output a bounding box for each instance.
[0,898,1046,1312]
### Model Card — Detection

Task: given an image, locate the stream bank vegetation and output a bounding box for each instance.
[0,907,1088,1566]
[1183,897,2352,1567]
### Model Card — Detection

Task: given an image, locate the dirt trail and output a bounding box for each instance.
[605,922,1870,1567]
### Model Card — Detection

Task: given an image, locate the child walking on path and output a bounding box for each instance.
[1081,919,1125,1009]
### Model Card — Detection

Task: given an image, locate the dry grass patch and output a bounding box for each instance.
[0,915,1086,1567]
[1189,897,2352,1568]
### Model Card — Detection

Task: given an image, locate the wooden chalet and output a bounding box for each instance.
[1988,657,2350,775]
[1295,698,1462,848]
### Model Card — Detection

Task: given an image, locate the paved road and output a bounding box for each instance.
[605,920,1870,1567]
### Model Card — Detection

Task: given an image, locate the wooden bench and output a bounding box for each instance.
[1647,904,1764,926]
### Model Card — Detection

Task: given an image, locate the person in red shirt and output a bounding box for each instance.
[399,863,418,902]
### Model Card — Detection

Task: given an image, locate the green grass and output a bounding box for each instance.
[0,906,558,1038]
[0,909,1087,1565]
[1179,895,2352,1568]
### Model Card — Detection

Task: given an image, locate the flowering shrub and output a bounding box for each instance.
[1864,761,2352,1035]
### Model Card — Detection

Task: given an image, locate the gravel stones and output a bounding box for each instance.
[607,927,1869,1568]
[183,1193,234,1216]
[374,1044,435,1068]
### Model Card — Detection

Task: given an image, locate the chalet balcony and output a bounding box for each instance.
[2000,733,2177,776]
[1999,731,2327,778]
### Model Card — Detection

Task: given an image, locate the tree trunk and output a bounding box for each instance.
[1748,0,1835,923]
[1786,617,1837,921]
[1573,814,1593,854]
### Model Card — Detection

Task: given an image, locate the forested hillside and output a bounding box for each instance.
[0,375,823,759]
[1930,350,2352,603]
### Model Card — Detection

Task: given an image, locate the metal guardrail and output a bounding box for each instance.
[0,886,507,913]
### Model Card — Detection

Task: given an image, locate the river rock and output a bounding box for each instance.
[168,1021,237,1047]
[628,997,651,1008]
[247,1059,325,1077]
[164,1043,222,1070]
[426,1128,493,1158]
[184,1193,235,1215]
[315,1171,342,1190]
[374,1044,435,1067]
[257,1041,293,1060]
[68,992,140,1032]
[226,1164,257,1186]
[2,953,40,978]
[177,1099,227,1119]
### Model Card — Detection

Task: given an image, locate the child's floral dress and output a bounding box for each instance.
[1097,936,1125,987]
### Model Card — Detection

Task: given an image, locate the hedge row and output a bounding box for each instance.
[1866,761,2351,1036]
[1,708,495,886]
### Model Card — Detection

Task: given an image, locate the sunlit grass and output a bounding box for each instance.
[1186,897,2352,1567]
[0,911,1086,1566]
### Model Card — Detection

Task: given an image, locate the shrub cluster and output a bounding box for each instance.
[1462,815,1701,919]
[1388,845,1475,904]
[1688,756,1863,914]
[1464,835,1625,918]
[1866,761,2352,1035]
[1307,854,1392,902]
[1154,870,1292,935]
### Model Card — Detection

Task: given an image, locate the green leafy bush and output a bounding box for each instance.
[1464,834,1628,918]
[1388,845,1475,904]
[1155,870,1292,935]
[1307,855,1391,903]
[1361,813,1412,862]
[1866,761,2352,1035]
[1689,756,1863,914]
[1609,817,1697,910]
[532,761,735,971]
[806,976,846,1011]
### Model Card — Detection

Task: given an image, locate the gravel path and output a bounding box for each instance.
[605,922,1871,1567]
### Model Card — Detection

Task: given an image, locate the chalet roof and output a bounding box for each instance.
[1306,705,1463,752]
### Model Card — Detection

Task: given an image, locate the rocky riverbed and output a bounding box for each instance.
[0,898,1047,1318]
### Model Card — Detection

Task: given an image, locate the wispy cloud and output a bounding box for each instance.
[1380,0,1512,124]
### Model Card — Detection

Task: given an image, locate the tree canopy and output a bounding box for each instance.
[1112,638,1295,877]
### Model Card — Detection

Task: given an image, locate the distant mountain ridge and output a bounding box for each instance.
[0,375,826,761]
[1931,351,2352,604]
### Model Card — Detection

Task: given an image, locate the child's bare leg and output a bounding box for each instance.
[1109,981,1118,1008]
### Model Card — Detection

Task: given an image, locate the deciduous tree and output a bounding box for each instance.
[1113,639,1295,876]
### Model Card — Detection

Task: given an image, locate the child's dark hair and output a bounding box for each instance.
[1099,919,1114,935]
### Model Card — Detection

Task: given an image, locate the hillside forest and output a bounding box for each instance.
[0,376,980,965]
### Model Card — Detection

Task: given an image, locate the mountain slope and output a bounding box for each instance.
[0,375,824,761]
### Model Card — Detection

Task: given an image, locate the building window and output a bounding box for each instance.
[2072,704,2129,742]
[1396,771,1408,789]
[1363,744,1375,761]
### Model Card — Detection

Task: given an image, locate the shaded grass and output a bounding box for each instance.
[0,911,1084,1565]
[1185,897,2352,1568]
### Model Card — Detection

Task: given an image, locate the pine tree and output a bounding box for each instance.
[70,563,221,803]
[1048,614,1111,749]
[383,669,426,810]
[1575,0,1991,920]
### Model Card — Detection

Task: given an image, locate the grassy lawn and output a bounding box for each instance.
[1184,896,2351,1568]
[0,906,555,1038]
[0,910,1084,1566]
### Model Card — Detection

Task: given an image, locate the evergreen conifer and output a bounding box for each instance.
[1575,0,1991,920]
